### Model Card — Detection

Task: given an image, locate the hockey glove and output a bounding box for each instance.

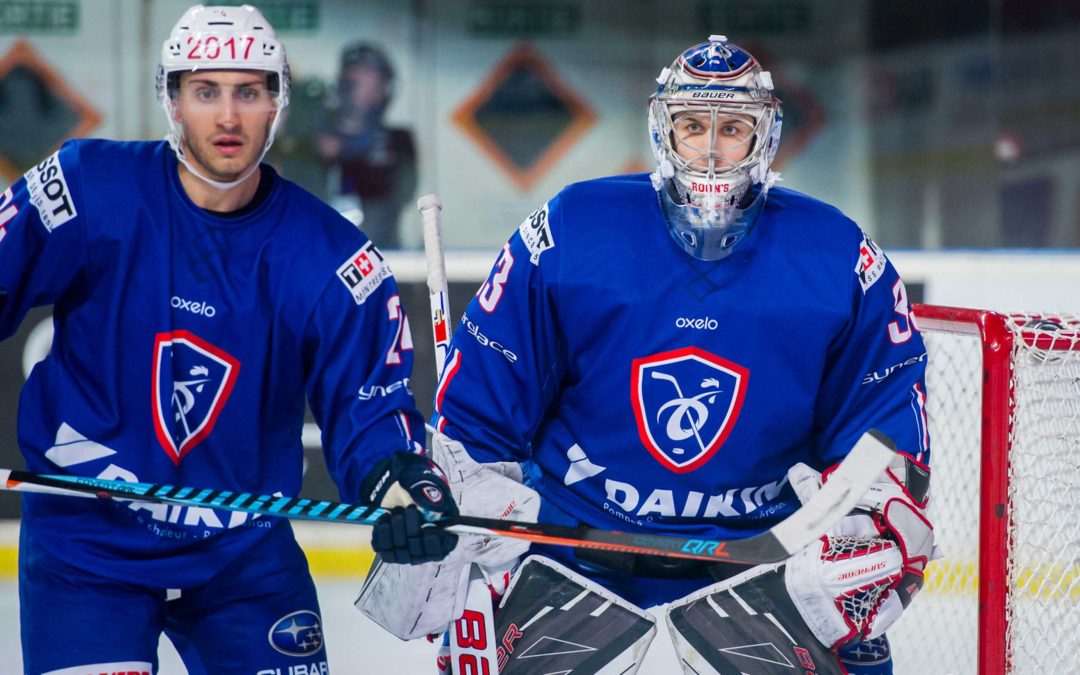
[788,451,940,646]
[361,451,459,565]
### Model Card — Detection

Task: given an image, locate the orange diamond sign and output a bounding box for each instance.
[0,40,102,182]
[453,43,595,191]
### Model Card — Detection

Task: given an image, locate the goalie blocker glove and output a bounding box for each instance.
[362,451,459,564]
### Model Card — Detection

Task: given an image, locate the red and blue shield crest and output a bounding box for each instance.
[152,330,240,465]
[631,347,748,473]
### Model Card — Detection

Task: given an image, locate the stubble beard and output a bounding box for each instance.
[182,130,266,183]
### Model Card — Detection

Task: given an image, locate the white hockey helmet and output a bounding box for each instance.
[155,4,290,188]
[649,36,783,260]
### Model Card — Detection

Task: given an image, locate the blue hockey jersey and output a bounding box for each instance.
[0,140,423,587]
[434,174,930,543]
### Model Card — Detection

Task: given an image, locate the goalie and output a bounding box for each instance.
[361,36,936,675]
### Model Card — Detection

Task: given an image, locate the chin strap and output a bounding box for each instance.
[172,146,262,190]
[162,97,283,191]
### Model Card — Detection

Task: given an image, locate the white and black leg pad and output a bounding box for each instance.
[666,563,846,675]
[494,555,656,674]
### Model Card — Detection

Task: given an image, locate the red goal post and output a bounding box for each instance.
[887,304,1080,674]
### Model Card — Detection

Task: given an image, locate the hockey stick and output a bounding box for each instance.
[418,194,451,374]
[416,194,499,670]
[0,430,893,564]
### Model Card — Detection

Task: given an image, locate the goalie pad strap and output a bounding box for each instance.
[495,555,656,674]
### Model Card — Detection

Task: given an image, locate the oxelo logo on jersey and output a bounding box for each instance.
[518,202,554,265]
[630,346,748,473]
[337,241,391,305]
[24,151,77,232]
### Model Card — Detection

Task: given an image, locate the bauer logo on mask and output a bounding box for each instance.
[152,330,240,465]
[630,347,748,473]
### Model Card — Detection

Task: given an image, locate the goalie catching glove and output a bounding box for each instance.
[785,448,939,649]
[361,451,459,564]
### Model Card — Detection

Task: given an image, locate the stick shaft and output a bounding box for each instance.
[0,432,892,565]
[417,194,450,374]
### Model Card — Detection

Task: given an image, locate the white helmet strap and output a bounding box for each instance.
[162,94,283,191]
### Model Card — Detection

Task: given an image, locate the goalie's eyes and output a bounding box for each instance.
[673,116,754,144]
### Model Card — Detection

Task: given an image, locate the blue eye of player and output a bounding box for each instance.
[194,86,219,102]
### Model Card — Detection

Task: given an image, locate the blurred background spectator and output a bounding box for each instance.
[317,42,417,248]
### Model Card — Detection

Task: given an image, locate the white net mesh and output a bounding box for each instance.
[887,308,1080,674]
[1004,314,1080,672]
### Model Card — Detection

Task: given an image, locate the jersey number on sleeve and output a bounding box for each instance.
[888,280,919,344]
[477,243,514,313]
[385,295,414,365]
[0,187,17,244]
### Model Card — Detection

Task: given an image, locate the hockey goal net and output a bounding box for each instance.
[886,304,1080,674]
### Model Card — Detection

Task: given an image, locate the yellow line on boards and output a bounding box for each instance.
[0,544,376,580]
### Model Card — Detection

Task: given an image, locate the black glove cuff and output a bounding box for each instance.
[359,451,457,517]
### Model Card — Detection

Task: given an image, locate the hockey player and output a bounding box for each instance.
[363,36,936,675]
[0,5,456,673]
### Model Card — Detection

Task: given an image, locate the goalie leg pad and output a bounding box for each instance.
[494,555,656,674]
[667,563,845,675]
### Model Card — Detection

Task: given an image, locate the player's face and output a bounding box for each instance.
[173,70,277,182]
[672,109,756,171]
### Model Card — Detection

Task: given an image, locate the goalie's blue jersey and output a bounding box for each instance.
[0,140,423,587]
[434,174,931,543]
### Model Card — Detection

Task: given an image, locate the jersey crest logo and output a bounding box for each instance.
[152,330,240,465]
[630,347,748,473]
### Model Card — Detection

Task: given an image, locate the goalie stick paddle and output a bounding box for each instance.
[0,430,894,564]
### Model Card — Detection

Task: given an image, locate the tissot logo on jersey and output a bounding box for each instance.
[152,331,240,465]
[337,241,391,305]
[518,203,554,264]
[24,151,77,232]
[630,347,748,473]
[855,233,887,293]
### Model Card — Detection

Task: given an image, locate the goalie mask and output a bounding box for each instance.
[649,36,783,260]
[155,4,291,189]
